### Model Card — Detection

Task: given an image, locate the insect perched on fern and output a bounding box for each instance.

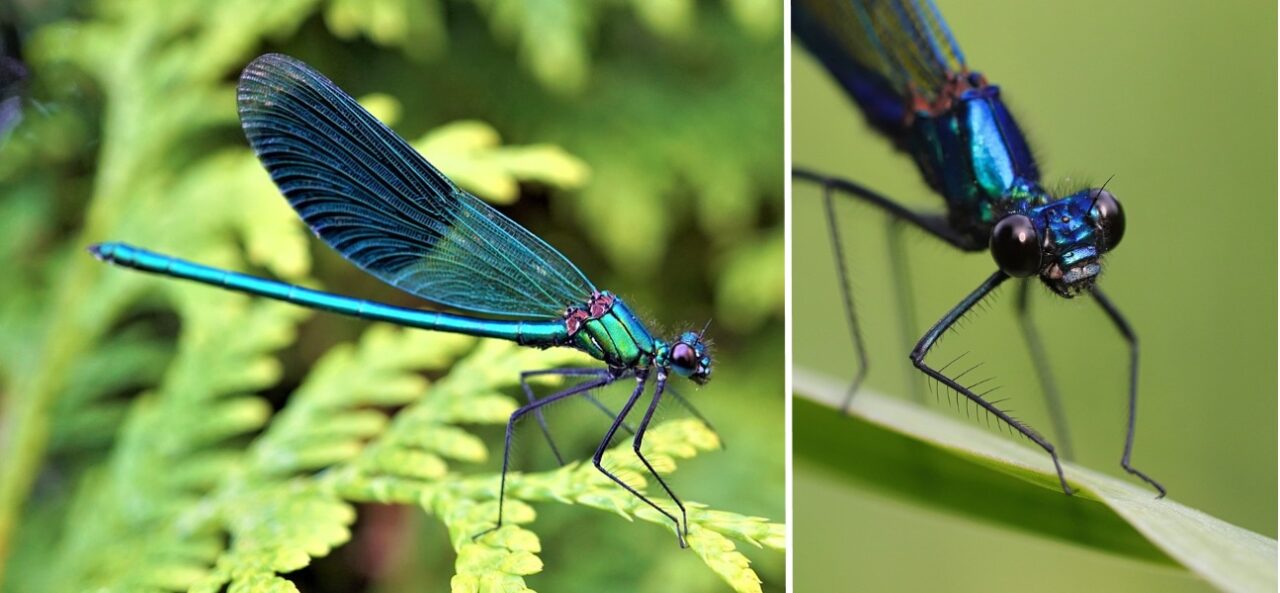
[91,53,720,548]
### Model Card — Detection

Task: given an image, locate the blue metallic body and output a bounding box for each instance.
[794,0,1108,288]
[908,84,1042,233]
[92,53,720,545]
[794,0,1164,498]
[89,54,714,379]
[90,242,679,371]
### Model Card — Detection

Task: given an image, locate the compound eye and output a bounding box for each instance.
[990,214,1042,277]
[1090,189,1125,251]
[671,342,698,371]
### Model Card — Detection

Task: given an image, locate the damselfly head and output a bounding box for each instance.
[662,331,712,385]
[991,188,1124,298]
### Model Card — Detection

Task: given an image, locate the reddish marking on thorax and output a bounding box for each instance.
[906,70,989,122]
[564,292,615,336]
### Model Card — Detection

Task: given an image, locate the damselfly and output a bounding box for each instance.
[792,0,1164,496]
[91,53,715,545]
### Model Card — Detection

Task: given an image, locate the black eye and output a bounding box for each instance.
[990,214,1042,277]
[671,343,697,370]
[1090,189,1125,251]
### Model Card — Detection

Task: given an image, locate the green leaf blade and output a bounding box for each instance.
[795,368,1276,593]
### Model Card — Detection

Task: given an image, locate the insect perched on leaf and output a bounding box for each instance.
[792,0,1163,497]
[91,53,716,545]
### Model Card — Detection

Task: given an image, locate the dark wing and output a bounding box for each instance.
[793,0,966,135]
[237,54,594,319]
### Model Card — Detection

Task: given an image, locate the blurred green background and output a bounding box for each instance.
[793,1,1275,592]
[0,1,783,592]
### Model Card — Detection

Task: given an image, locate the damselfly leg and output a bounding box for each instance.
[626,372,688,545]
[911,271,1073,494]
[820,178,869,412]
[590,370,689,548]
[1092,289,1166,498]
[520,367,633,466]
[795,168,981,412]
[513,368,716,545]
[795,169,981,249]
[477,369,622,540]
[519,369,720,466]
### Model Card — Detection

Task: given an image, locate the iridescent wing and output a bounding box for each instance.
[793,0,966,135]
[237,54,595,319]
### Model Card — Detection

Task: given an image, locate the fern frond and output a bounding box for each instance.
[435,495,541,593]
[178,329,780,593]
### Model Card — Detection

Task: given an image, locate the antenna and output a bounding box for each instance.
[1089,174,1116,213]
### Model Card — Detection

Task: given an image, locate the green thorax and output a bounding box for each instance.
[566,292,656,368]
